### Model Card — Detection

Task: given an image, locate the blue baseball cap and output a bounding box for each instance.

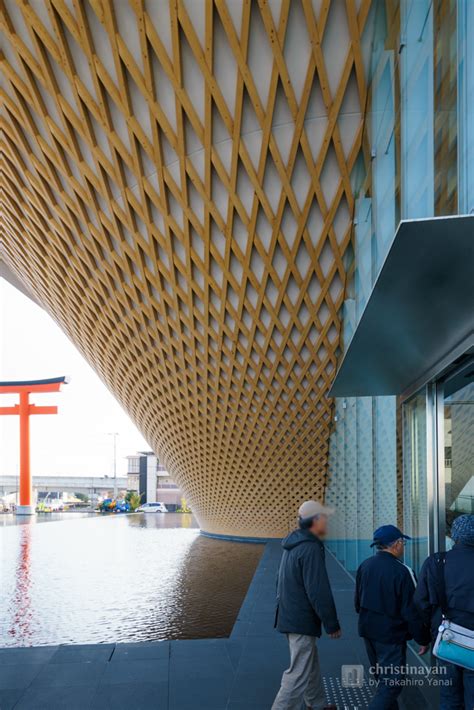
[370,525,411,547]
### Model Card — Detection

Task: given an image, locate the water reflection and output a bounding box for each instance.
[0,511,95,527]
[126,511,196,530]
[9,522,34,644]
[0,513,262,647]
[165,534,264,638]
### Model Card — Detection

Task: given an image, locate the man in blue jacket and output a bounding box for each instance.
[414,514,474,709]
[272,500,340,710]
[355,525,430,709]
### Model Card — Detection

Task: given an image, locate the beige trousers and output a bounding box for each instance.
[271,633,326,710]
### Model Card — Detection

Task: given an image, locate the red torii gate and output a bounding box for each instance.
[0,377,69,514]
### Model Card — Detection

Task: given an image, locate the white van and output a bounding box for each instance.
[137,502,168,513]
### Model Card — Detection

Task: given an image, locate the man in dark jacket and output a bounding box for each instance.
[272,500,340,710]
[414,514,474,710]
[355,525,430,709]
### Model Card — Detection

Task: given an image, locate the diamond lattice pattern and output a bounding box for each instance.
[1,0,370,536]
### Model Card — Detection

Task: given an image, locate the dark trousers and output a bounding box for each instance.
[439,660,474,710]
[363,638,407,710]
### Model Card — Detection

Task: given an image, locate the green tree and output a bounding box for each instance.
[128,491,143,511]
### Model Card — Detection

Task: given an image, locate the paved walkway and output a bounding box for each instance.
[0,541,434,709]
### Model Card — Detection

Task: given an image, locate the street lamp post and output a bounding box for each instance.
[107,432,119,499]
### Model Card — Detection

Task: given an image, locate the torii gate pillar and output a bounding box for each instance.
[0,377,69,515]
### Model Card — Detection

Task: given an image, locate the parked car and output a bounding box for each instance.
[98,498,130,514]
[137,502,168,513]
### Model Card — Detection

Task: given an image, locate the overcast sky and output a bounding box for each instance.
[0,278,149,478]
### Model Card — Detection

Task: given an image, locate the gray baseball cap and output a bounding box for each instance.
[298,500,335,521]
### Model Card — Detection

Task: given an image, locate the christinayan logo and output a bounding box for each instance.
[341,663,451,689]
[341,665,365,688]
[369,663,447,677]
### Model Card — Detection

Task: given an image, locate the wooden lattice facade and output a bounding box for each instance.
[1,0,370,537]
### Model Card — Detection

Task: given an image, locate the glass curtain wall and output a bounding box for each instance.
[325,0,473,574]
[433,0,458,215]
[458,0,474,213]
[400,0,434,218]
[326,2,402,572]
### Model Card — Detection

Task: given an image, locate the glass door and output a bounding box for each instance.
[402,357,474,567]
[441,365,474,550]
[402,391,429,572]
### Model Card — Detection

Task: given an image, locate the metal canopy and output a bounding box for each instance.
[329,215,474,399]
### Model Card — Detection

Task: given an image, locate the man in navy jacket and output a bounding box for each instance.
[355,525,430,709]
[272,500,340,710]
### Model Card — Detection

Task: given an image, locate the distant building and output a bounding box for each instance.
[126,452,184,511]
[126,456,140,494]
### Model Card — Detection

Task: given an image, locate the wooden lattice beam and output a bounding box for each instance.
[0,0,369,537]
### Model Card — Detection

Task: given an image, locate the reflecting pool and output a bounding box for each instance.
[0,513,263,647]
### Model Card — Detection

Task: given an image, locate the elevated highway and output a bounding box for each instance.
[0,475,129,498]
